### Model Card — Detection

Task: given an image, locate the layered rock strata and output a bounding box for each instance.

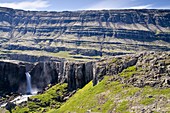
[0,7,170,57]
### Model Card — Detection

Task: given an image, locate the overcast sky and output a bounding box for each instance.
[0,0,170,11]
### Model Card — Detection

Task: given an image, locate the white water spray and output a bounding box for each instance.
[0,73,37,108]
[25,72,32,94]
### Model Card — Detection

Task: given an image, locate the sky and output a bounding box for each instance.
[0,0,170,11]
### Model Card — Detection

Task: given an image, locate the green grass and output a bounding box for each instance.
[11,50,71,58]
[11,75,170,113]
[54,51,70,58]
[139,86,170,106]
[10,50,100,61]
[141,86,170,98]
[48,76,170,113]
[49,77,117,113]
[119,66,137,78]
[140,97,155,105]
[12,106,29,113]
[12,83,68,113]
[116,101,129,113]
[47,77,125,112]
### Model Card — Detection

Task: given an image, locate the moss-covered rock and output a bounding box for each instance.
[12,83,68,113]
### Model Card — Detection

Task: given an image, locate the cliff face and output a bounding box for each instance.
[0,7,170,58]
[93,52,170,88]
[4,52,169,113]
[64,62,93,90]
[0,60,94,95]
[0,52,169,96]
[0,60,33,94]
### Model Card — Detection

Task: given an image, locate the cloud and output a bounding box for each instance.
[0,0,50,10]
[155,6,170,9]
[85,0,163,10]
[130,4,153,9]
[86,0,130,10]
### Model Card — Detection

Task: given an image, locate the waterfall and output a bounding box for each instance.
[25,72,32,94]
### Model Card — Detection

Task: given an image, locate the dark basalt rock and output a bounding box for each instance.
[0,8,169,37]
[0,60,94,95]
[5,102,16,113]
[0,52,169,96]
[64,62,94,91]
[30,62,60,90]
[0,60,33,95]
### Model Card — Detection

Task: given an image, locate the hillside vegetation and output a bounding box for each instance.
[49,76,170,113]
[12,83,68,113]
[7,52,170,113]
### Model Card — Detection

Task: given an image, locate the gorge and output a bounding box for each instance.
[0,6,169,113]
[0,60,94,95]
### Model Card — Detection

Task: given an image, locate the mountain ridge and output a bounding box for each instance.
[0,7,170,61]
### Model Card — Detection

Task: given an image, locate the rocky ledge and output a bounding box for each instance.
[0,60,94,96]
[0,52,169,96]
[94,51,170,88]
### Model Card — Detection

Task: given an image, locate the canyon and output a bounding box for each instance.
[0,51,168,113]
[0,7,170,113]
[0,51,169,96]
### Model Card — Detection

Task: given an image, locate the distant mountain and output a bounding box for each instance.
[0,7,170,61]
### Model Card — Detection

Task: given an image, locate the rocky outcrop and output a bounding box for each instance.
[93,52,170,88]
[93,55,138,85]
[30,61,94,91]
[64,62,93,90]
[132,52,170,88]
[30,62,60,90]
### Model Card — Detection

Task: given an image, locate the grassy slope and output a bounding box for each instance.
[9,56,170,113]
[12,83,68,113]
[10,50,100,61]
[49,76,170,113]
